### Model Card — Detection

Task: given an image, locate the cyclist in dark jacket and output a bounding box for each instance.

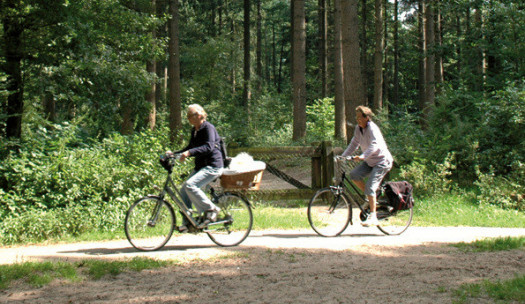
[170,104,224,232]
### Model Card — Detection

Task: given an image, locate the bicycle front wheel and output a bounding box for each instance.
[125,196,175,251]
[308,188,352,237]
[376,202,413,235]
[206,193,253,247]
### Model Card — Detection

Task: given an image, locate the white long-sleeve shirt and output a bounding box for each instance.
[342,121,393,167]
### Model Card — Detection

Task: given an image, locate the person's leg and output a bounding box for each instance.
[361,163,391,226]
[183,166,223,214]
[178,171,197,228]
[350,162,372,194]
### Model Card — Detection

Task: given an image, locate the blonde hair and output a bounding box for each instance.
[187,104,208,120]
[356,105,374,119]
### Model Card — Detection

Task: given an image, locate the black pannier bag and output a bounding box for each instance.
[383,181,414,211]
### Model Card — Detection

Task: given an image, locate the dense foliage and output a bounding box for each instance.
[0,123,192,244]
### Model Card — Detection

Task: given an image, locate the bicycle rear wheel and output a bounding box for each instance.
[308,187,352,237]
[206,193,253,247]
[125,196,175,251]
[376,201,413,235]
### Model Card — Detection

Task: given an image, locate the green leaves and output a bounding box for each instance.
[0,123,192,245]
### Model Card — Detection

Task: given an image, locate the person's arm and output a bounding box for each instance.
[341,128,360,157]
[360,124,381,160]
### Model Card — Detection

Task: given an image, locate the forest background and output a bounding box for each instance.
[0,0,523,244]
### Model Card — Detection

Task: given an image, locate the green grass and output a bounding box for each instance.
[451,236,525,252]
[0,257,171,290]
[450,237,525,303]
[252,204,311,230]
[1,193,523,247]
[412,194,525,228]
[453,274,525,304]
[0,261,79,289]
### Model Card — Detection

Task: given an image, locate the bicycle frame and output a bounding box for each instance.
[155,173,204,228]
[337,171,368,213]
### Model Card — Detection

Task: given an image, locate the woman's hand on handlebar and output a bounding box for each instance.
[336,155,362,162]
[165,151,185,161]
[166,150,189,162]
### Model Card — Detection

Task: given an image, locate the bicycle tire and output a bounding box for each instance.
[125,196,176,251]
[308,187,352,237]
[206,192,253,247]
[376,202,413,235]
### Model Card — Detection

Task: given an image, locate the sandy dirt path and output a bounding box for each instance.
[1,227,524,303]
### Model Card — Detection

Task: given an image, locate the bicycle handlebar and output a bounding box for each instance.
[335,155,356,161]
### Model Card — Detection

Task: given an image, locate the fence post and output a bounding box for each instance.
[311,143,322,188]
[320,141,334,187]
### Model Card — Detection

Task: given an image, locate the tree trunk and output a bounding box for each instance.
[334,0,346,141]
[272,24,277,86]
[277,27,285,94]
[121,102,134,135]
[383,0,389,110]
[146,0,157,131]
[156,0,167,105]
[373,0,384,111]
[473,6,484,91]
[256,0,263,93]
[242,0,251,109]
[435,2,444,88]
[342,0,367,140]
[423,0,435,123]
[292,0,306,141]
[418,0,426,121]
[393,0,399,106]
[3,10,24,140]
[361,0,369,104]
[42,91,56,123]
[168,0,182,143]
[318,0,328,97]
[455,12,461,88]
[230,12,237,94]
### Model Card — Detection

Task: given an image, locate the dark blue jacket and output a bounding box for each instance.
[177,121,223,171]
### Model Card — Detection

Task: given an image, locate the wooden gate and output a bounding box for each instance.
[227,141,342,201]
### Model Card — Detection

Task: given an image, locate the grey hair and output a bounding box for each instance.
[187,104,208,120]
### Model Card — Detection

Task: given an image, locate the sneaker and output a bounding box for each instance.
[198,209,220,228]
[206,208,220,222]
[361,212,379,227]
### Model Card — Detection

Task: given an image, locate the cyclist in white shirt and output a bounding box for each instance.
[342,106,393,226]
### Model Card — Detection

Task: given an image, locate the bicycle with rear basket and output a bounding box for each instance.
[307,156,413,237]
[124,153,253,251]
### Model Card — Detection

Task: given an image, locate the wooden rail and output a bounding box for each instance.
[227,141,342,201]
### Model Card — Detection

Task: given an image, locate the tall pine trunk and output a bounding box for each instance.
[168,0,182,142]
[242,0,251,109]
[423,0,435,124]
[318,0,328,97]
[292,0,306,141]
[256,0,263,93]
[3,8,24,140]
[393,0,399,106]
[146,0,157,131]
[342,0,367,140]
[373,0,384,111]
[334,0,346,140]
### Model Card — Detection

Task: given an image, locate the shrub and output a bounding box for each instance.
[474,162,525,211]
[397,153,456,198]
[0,122,192,244]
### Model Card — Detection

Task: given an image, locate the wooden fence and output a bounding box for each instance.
[227,141,342,201]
